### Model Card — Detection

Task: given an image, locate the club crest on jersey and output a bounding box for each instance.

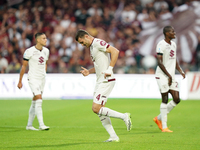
[39,56,44,64]
[100,41,106,46]
[170,50,174,57]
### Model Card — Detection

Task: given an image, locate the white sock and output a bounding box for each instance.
[157,101,177,121]
[27,101,36,126]
[98,107,125,120]
[160,103,167,129]
[157,114,161,121]
[167,100,177,113]
[35,99,44,126]
[99,115,118,138]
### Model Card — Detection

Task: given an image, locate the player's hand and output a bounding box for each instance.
[17,82,22,89]
[103,66,113,79]
[181,72,186,79]
[104,73,111,79]
[168,76,172,86]
[80,67,89,76]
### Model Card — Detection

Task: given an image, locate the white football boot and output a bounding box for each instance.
[39,125,50,130]
[104,136,119,142]
[26,126,39,131]
[123,113,132,131]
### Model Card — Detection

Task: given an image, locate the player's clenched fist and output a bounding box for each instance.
[17,82,22,89]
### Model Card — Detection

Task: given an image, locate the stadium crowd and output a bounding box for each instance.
[0,0,199,74]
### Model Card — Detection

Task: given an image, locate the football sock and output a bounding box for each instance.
[160,103,167,129]
[27,101,36,126]
[167,100,177,113]
[98,107,125,119]
[157,114,161,121]
[157,100,177,121]
[99,115,118,138]
[35,99,44,126]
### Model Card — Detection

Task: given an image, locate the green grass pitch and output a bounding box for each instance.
[0,99,199,150]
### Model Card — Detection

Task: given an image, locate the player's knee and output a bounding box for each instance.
[92,106,100,114]
[174,98,180,104]
[162,97,168,104]
[33,94,42,100]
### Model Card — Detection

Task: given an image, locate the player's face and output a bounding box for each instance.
[78,35,91,48]
[38,34,47,46]
[167,28,176,39]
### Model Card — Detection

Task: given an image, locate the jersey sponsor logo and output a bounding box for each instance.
[170,50,174,57]
[100,41,106,46]
[39,56,44,64]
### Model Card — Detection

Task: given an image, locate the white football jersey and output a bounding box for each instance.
[23,46,49,79]
[155,39,176,78]
[90,38,114,83]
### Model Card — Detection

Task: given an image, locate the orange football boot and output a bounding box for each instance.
[153,116,162,130]
[162,127,173,132]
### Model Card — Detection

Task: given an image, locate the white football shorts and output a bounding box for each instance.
[28,78,46,96]
[156,75,179,93]
[93,79,116,105]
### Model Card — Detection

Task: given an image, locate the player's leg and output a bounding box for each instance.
[167,89,180,113]
[93,81,132,132]
[99,115,119,142]
[92,82,119,142]
[160,92,170,131]
[154,76,172,132]
[26,99,38,130]
[26,79,39,130]
[29,79,49,130]
[167,80,180,113]
[156,91,179,127]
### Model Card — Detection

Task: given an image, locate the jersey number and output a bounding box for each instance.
[96,94,101,101]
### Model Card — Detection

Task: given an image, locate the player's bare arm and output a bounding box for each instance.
[45,61,48,72]
[104,46,119,78]
[106,45,119,67]
[80,67,95,76]
[157,54,172,86]
[17,60,28,89]
[176,59,185,79]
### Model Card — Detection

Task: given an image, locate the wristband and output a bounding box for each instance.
[107,66,113,72]
[105,66,113,74]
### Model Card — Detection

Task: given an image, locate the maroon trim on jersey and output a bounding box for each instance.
[106,44,110,48]
[108,78,116,82]
[101,100,104,105]
[155,77,160,79]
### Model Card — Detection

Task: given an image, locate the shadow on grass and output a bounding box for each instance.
[1,142,100,149]
[0,126,24,132]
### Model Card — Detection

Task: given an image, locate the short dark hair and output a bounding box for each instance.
[75,29,90,41]
[35,33,44,40]
[163,26,173,36]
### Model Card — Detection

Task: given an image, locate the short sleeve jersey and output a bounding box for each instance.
[23,46,49,79]
[90,38,114,83]
[155,39,177,79]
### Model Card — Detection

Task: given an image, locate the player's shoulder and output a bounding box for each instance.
[157,39,165,45]
[93,38,107,46]
[43,46,49,52]
[25,46,35,53]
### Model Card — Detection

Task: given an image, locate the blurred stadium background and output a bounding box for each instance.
[0,0,200,74]
[0,0,200,100]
